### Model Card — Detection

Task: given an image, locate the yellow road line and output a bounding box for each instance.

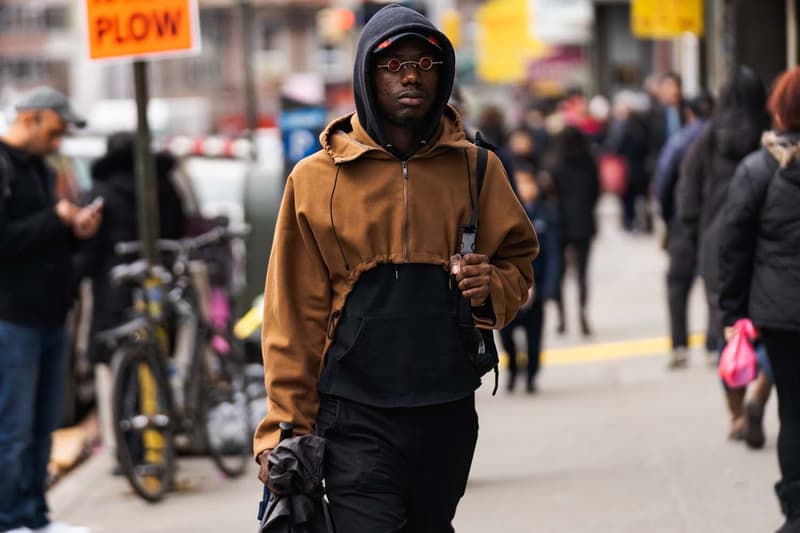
[501,333,708,368]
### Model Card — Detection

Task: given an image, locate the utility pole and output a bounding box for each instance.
[239,0,259,151]
[789,0,798,68]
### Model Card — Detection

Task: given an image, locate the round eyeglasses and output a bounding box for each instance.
[377,56,443,73]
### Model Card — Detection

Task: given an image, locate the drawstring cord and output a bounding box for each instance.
[330,164,350,272]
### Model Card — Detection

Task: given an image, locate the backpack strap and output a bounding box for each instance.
[468,145,489,230]
[0,149,14,200]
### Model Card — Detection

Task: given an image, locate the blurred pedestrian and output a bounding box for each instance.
[676,65,771,441]
[82,132,186,366]
[652,91,715,368]
[647,73,685,172]
[254,5,539,531]
[0,87,97,533]
[605,90,649,232]
[522,101,552,156]
[718,66,800,532]
[547,126,599,336]
[500,161,559,393]
[78,132,187,455]
[640,72,685,233]
[476,103,507,148]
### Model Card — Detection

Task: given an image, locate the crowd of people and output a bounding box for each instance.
[466,64,800,532]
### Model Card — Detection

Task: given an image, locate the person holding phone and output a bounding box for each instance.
[0,87,99,533]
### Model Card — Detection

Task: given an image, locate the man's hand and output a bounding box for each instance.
[522,286,536,310]
[455,253,492,307]
[257,450,271,484]
[73,202,103,239]
[724,326,737,343]
[55,200,79,227]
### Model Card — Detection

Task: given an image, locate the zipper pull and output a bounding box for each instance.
[395,265,399,280]
[401,160,408,179]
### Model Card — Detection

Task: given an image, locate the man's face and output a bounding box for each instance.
[660,78,681,107]
[372,38,441,128]
[24,109,67,157]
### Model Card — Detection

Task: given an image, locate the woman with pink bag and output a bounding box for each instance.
[718,66,800,533]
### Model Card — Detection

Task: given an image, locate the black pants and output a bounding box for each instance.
[557,239,592,316]
[317,394,478,533]
[762,329,800,489]
[666,273,693,349]
[499,299,544,384]
[666,275,718,351]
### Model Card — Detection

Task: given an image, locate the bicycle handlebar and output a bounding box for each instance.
[115,224,251,257]
[110,260,173,286]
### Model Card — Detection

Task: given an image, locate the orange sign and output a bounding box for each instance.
[86,0,200,60]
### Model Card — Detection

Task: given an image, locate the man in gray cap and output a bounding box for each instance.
[0,86,99,533]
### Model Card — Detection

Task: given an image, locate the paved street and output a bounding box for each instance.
[49,199,783,532]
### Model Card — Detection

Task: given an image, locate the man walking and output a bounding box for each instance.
[255,4,538,531]
[0,87,101,533]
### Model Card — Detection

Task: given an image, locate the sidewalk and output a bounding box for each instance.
[48,348,782,533]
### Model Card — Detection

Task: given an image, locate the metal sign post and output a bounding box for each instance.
[133,61,160,265]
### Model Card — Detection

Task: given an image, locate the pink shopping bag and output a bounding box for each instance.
[719,318,758,389]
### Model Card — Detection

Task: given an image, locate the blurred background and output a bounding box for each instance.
[2,1,798,531]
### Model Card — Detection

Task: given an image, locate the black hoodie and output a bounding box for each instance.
[353,4,455,158]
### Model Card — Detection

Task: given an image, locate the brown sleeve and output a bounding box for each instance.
[253,175,332,459]
[474,151,539,328]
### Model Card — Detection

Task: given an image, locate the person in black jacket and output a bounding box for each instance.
[0,87,98,533]
[676,66,772,442]
[82,132,187,366]
[718,66,800,533]
[547,126,600,336]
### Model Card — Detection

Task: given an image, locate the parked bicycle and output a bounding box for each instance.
[97,225,253,502]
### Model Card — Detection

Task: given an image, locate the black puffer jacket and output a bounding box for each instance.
[676,111,764,302]
[718,134,800,331]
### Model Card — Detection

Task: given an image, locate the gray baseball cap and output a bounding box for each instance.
[15,86,86,128]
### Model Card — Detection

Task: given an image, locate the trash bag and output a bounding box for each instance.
[719,318,758,389]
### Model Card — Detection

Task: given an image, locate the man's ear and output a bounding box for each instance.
[16,110,38,128]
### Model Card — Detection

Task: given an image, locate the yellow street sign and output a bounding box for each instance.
[476,0,549,83]
[631,0,704,38]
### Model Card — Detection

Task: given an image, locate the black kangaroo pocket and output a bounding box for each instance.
[322,311,478,404]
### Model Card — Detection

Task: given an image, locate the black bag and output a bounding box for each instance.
[453,140,500,395]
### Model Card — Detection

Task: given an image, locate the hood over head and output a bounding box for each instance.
[713,109,765,161]
[353,4,456,157]
[91,131,177,188]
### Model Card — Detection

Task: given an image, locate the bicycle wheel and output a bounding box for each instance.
[112,344,176,502]
[201,344,252,478]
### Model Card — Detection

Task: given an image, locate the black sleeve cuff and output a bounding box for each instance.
[471,297,494,321]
